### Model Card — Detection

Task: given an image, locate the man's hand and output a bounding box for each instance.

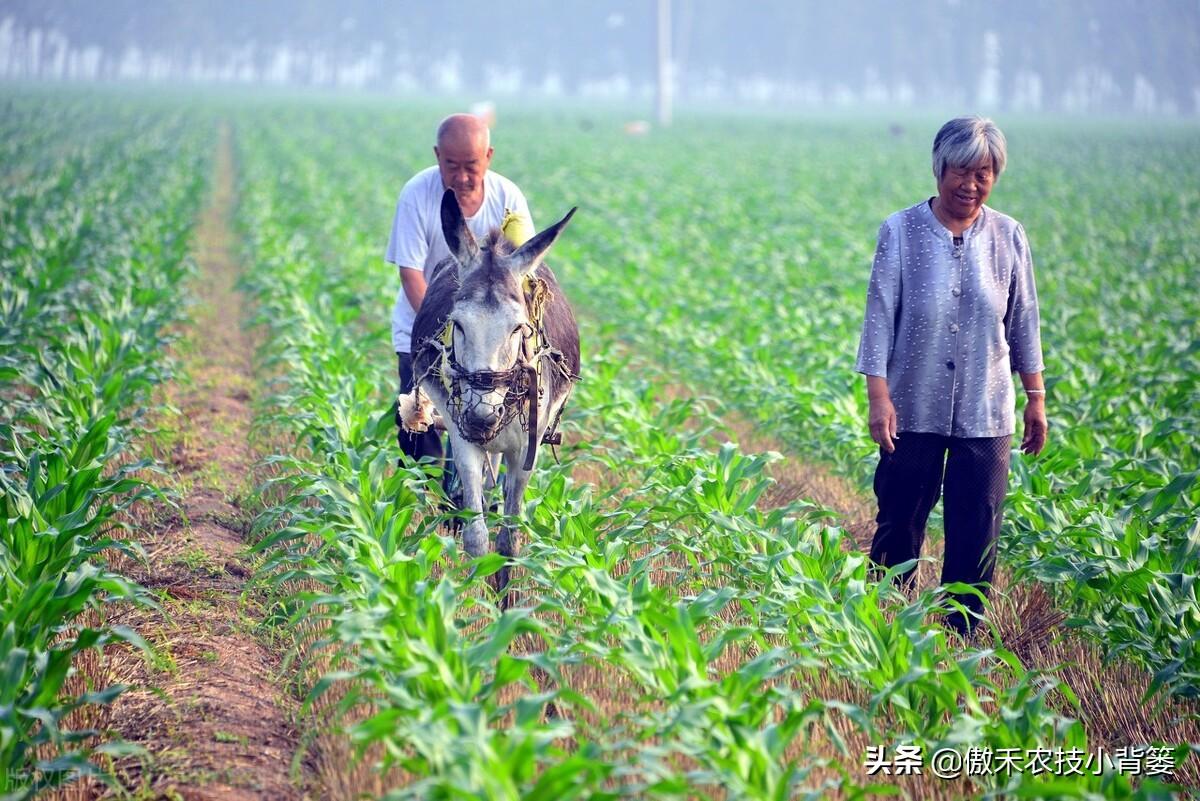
[1021,396,1048,455]
[866,375,899,453]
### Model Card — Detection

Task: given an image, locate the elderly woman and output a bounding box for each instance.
[855,116,1048,636]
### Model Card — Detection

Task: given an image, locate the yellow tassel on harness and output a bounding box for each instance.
[501,208,534,247]
[438,318,454,392]
[504,207,551,351]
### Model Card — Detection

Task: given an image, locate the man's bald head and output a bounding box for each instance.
[436,113,491,151]
[434,113,494,217]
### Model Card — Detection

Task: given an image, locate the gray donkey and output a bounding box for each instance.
[410,189,580,594]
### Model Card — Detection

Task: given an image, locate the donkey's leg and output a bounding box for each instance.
[482,451,503,516]
[450,438,489,558]
[494,454,533,600]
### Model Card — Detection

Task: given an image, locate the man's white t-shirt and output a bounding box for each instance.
[385,166,533,354]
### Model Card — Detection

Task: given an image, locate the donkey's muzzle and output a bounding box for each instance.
[446,363,532,446]
[462,404,503,440]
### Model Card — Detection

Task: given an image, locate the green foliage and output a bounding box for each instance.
[236,103,1195,797]
[9,88,1193,798]
[0,94,209,795]
[519,114,1200,700]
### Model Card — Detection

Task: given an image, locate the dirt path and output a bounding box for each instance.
[85,124,307,800]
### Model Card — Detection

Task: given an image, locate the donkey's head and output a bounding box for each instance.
[440,188,575,437]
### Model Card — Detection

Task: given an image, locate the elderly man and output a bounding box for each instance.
[386,113,534,465]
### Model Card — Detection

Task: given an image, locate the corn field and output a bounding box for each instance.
[1,89,1198,799]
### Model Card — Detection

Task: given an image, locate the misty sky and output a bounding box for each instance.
[2,0,1199,114]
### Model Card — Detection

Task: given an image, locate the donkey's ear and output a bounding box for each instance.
[441,188,479,268]
[506,207,577,278]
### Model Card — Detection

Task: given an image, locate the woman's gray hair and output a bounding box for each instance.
[932,116,1007,180]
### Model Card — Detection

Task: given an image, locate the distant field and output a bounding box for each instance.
[3,88,1198,799]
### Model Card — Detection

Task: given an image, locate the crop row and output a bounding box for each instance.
[226,103,1200,698]
[234,105,1186,798]
[506,116,1200,699]
[0,95,209,798]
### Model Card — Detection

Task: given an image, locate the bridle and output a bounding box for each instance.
[418,276,577,470]
[444,324,535,445]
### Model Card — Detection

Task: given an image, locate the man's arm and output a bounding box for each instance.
[385,176,431,314]
[400,267,427,311]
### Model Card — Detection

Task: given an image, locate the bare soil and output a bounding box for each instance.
[57,124,310,800]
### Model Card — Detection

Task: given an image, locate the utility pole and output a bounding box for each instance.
[656,0,672,127]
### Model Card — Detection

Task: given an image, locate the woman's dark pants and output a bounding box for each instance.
[868,432,1011,635]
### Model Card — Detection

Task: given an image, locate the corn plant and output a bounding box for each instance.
[0,92,209,797]
[236,104,1191,798]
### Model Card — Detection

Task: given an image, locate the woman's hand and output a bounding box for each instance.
[866,376,899,453]
[1021,397,1048,454]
